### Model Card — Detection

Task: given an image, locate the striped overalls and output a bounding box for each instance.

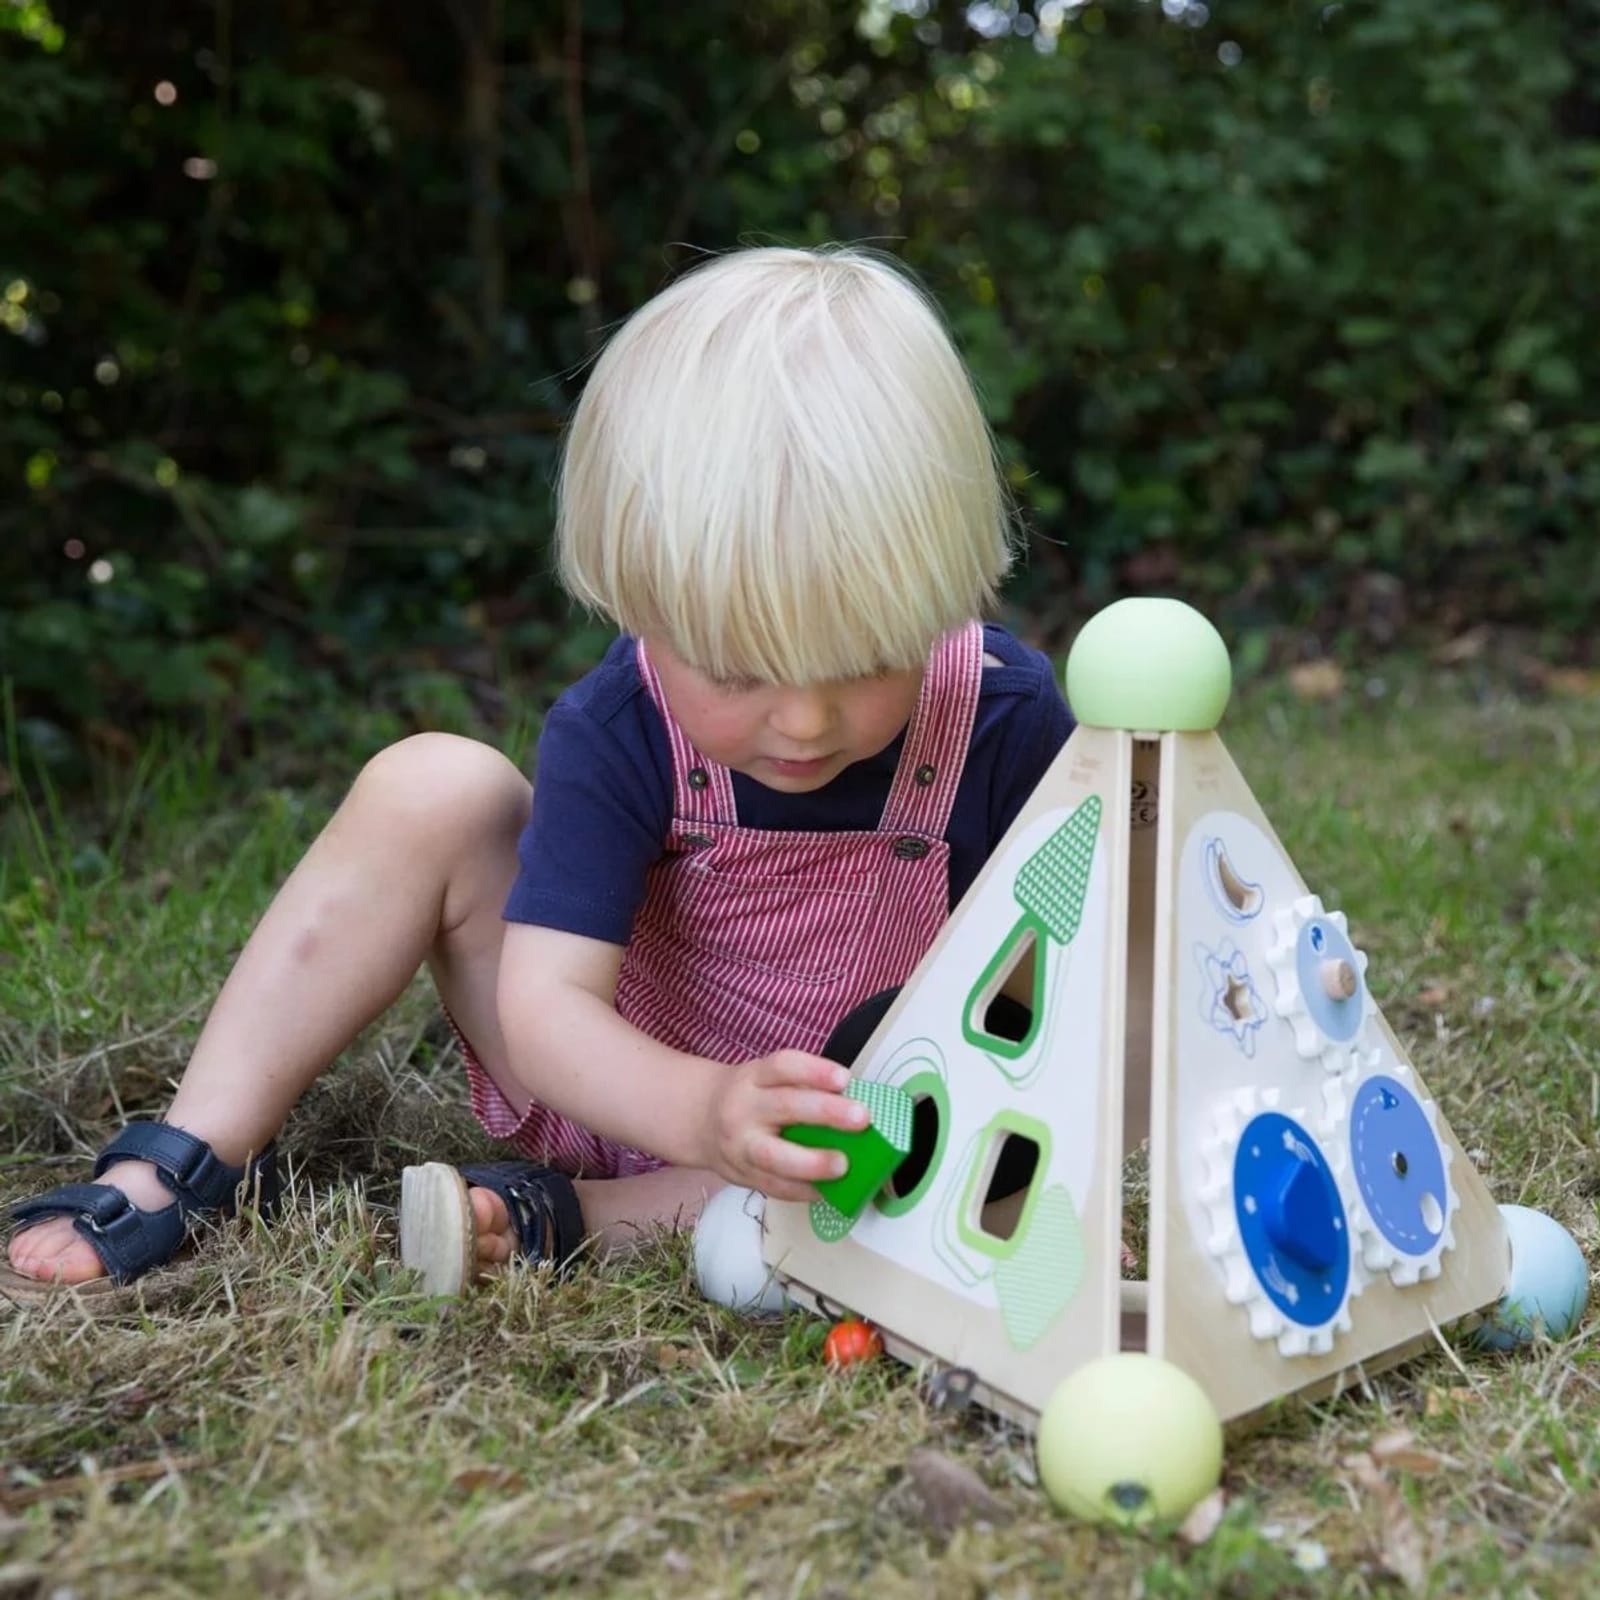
[464,623,983,1177]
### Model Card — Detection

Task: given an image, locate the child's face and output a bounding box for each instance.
[647,639,925,794]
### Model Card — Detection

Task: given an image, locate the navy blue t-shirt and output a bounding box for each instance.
[505,623,1073,944]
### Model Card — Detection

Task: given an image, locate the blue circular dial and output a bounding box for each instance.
[1234,1112,1351,1328]
[1349,1074,1449,1258]
[1294,915,1365,1044]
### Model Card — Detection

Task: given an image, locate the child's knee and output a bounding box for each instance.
[354,733,528,848]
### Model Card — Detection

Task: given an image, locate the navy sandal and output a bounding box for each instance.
[2,1121,280,1302]
[399,1159,584,1298]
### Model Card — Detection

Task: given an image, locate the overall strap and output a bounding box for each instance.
[878,621,985,839]
[635,640,740,826]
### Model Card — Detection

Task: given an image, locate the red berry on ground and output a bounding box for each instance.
[823,1318,883,1370]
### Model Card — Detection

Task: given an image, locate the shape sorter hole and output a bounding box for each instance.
[1419,1191,1443,1233]
[984,989,1034,1044]
[967,928,1038,1051]
[976,1132,1041,1242]
[1224,976,1255,1021]
[1215,849,1263,916]
[875,1070,949,1218]
[887,1095,941,1201]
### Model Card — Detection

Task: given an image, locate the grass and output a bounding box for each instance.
[2,662,1598,1598]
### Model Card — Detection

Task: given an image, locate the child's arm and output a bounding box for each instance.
[496,923,868,1200]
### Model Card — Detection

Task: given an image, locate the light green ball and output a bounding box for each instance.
[1036,1354,1223,1526]
[1065,598,1232,731]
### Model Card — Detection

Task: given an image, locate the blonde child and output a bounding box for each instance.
[4,246,1073,1297]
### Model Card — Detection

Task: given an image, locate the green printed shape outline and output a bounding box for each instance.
[955,1110,1055,1264]
[961,918,1047,1061]
[933,1130,991,1287]
[961,796,1100,1063]
[873,1070,950,1219]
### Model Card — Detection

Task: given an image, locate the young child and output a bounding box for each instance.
[4,246,1073,1299]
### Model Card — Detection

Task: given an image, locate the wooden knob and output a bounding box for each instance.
[1320,958,1358,1000]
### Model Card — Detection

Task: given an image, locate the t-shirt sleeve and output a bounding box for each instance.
[503,701,669,944]
[988,649,1075,852]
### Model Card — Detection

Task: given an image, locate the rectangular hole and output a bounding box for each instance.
[975,1131,1041,1242]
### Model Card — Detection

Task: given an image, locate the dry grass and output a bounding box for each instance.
[2,665,1597,1598]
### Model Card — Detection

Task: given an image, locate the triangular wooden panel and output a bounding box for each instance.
[768,721,1509,1432]
[1146,732,1508,1422]
[763,724,1132,1422]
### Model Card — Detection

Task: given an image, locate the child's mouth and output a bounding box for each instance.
[767,754,833,777]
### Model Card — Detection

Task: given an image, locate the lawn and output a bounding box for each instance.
[2,661,1597,1599]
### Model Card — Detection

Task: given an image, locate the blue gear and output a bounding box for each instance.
[1347,1071,1456,1284]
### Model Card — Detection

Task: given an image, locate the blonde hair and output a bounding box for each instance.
[556,246,1014,685]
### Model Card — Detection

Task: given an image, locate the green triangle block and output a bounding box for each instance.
[784,1080,914,1224]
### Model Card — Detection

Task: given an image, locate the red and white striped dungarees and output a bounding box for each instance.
[464,622,984,1178]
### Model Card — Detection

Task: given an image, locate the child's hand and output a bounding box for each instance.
[704,1051,870,1201]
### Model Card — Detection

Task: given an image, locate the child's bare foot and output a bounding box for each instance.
[6,1159,175,1285]
[468,1186,516,1279]
[400,1161,585,1296]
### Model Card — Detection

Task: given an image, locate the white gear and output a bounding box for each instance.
[1266,894,1372,1073]
[1199,1087,1362,1357]
[1343,1061,1459,1286]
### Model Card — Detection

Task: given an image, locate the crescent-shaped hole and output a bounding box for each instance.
[1215,848,1263,916]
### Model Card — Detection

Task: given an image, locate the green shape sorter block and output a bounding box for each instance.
[784,1078,914,1225]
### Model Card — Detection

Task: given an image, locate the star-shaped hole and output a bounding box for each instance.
[1224,976,1255,1021]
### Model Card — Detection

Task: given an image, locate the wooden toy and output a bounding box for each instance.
[762,597,1519,1430]
[783,1080,915,1224]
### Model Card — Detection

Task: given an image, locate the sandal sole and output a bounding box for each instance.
[0,1256,199,1312]
[399,1162,476,1298]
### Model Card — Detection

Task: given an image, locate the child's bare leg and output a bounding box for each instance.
[9,734,530,1285]
[467,1167,723,1273]
[575,1168,724,1253]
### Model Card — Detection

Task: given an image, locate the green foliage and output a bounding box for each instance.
[4,0,1599,767]
[857,0,1600,626]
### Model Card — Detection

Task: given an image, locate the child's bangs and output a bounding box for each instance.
[661,510,949,688]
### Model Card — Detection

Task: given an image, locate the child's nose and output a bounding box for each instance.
[769,687,834,744]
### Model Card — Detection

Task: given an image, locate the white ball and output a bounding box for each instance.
[692,1186,792,1315]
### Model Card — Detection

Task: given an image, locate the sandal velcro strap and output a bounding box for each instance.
[10,1181,188,1285]
[460,1162,585,1274]
[95,1122,280,1217]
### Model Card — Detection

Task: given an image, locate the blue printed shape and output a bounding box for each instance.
[1197,940,1266,1058]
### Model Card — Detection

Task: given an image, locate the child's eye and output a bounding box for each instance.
[710,673,763,694]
